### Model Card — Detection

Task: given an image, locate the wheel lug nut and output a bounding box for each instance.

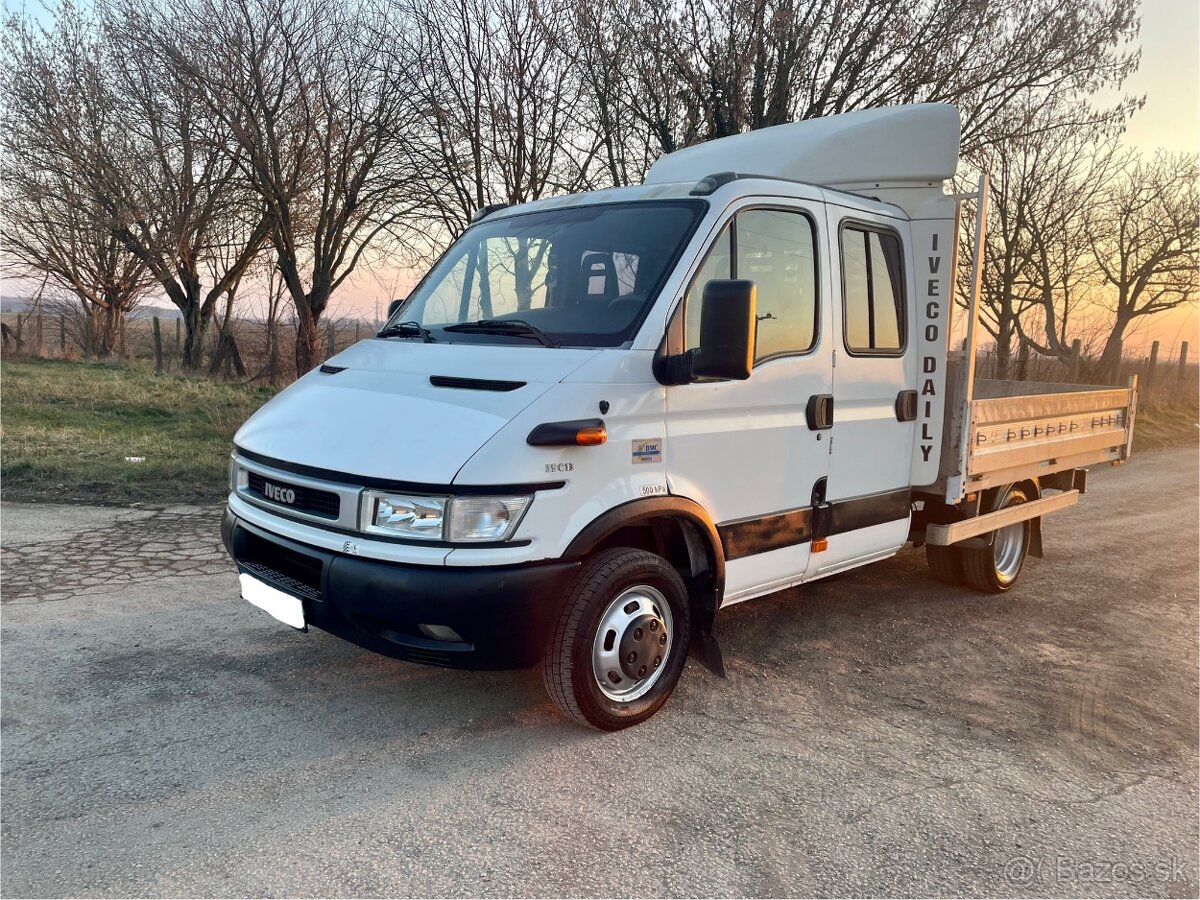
[658,633,667,646]
[634,628,643,640]
[649,620,658,632]
[637,665,647,678]
[627,651,637,663]
[654,656,661,667]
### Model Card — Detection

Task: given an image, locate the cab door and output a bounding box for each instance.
[664,199,833,604]
[814,206,916,576]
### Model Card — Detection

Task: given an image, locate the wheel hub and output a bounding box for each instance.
[617,613,666,680]
[591,585,673,703]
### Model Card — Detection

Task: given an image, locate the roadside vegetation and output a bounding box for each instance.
[1,359,276,503]
[1,357,1193,505]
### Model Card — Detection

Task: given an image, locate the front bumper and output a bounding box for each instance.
[222,508,578,669]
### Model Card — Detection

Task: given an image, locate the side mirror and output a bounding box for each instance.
[692,279,756,380]
[386,298,406,319]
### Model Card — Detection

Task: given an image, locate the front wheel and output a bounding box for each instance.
[543,548,691,730]
[961,485,1032,593]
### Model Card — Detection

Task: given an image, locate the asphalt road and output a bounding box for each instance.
[2,446,1197,898]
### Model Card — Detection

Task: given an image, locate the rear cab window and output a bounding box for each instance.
[840,224,906,355]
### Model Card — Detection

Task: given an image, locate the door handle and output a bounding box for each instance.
[806,394,834,430]
[895,389,918,422]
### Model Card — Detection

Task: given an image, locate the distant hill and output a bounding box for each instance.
[0,297,183,320]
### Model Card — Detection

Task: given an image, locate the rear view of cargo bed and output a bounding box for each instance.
[934,365,1137,501]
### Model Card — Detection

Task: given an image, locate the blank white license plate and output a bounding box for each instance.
[240,573,306,630]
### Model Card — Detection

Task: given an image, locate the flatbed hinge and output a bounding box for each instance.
[832,349,837,368]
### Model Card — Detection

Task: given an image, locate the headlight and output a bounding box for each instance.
[362,492,448,539]
[360,491,531,542]
[446,496,531,542]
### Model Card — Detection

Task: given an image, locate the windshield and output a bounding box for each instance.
[384,200,706,348]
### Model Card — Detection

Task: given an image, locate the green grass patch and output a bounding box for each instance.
[1133,402,1199,453]
[2,358,277,503]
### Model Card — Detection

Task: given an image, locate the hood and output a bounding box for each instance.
[234,339,600,484]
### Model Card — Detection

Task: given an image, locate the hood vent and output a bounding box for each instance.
[319,365,346,375]
[430,375,526,392]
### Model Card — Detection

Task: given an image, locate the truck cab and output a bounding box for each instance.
[223,104,1136,729]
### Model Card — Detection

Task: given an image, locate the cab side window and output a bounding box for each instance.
[683,223,732,350]
[737,209,817,360]
[682,209,817,362]
[841,226,905,354]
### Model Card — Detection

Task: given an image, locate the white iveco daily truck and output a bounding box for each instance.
[223,104,1137,729]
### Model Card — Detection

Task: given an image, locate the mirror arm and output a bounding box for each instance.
[654,349,696,386]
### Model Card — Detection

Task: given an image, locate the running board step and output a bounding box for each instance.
[926,490,1079,546]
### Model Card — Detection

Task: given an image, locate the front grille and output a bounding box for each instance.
[248,472,340,520]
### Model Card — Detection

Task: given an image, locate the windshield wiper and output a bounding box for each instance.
[377,320,435,343]
[442,319,558,347]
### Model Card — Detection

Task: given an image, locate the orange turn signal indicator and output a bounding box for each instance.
[575,426,607,446]
[526,418,608,447]
[812,537,829,552]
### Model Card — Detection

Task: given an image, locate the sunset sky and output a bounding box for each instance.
[325,0,1199,357]
[5,1,1197,358]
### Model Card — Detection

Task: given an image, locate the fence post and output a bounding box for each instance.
[59,315,66,352]
[152,317,164,374]
[35,314,43,356]
[1070,339,1081,382]
[354,322,361,342]
[1179,341,1189,374]
[83,316,94,359]
[174,318,181,359]
[1147,340,1160,392]
[326,321,335,359]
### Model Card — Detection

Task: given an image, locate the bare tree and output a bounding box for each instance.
[568,0,1139,177]
[395,0,595,236]
[957,100,1127,378]
[1,154,151,357]
[2,7,153,356]
[1086,152,1200,381]
[155,0,424,372]
[4,4,273,370]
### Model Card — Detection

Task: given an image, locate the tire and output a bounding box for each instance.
[543,548,691,730]
[925,542,965,584]
[961,485,1031,594]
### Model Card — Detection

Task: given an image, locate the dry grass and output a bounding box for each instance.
[1,358,277,503]
[0,352,1193,505]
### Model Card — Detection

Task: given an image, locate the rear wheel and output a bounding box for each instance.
[962,485,1031,593]
[543,548,691,730]
[925,543,965,584]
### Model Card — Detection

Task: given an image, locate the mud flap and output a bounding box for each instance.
[1029,516,1044,559]
[690,629,726,678]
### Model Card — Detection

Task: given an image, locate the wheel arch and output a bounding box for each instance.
[562,497,726,635]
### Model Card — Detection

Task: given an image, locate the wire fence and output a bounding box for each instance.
[3,310,1197,410]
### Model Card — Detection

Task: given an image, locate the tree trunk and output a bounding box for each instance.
[267,320,279,387]
[1096,327,1126,385]
[181,303,207,371]
[168,273,209,372]
[994,314,1014,380]
[103,303,123,358]
[294,307,322,375]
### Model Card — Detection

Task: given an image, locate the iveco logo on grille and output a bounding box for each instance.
[263,481,296,505]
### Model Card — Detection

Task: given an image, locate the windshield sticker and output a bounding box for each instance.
[632,439,663,465]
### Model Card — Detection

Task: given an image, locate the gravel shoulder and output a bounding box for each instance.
[2,446,1197,898]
